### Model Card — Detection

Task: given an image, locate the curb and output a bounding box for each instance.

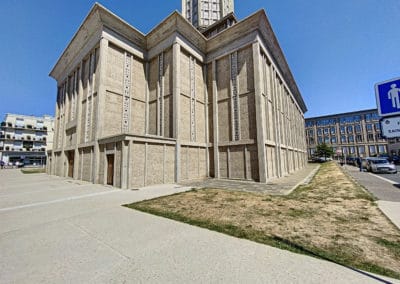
[285,164,321,195]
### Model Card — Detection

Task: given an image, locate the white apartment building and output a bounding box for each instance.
[0,114,54,166]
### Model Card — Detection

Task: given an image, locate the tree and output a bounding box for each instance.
[315,143,334,160]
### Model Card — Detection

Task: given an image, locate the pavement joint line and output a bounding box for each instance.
[0,190,123,213]
[367,173,398,185]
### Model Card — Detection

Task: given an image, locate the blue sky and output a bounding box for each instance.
[0,0,399,119]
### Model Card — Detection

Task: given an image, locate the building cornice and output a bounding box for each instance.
[305,108,378,121]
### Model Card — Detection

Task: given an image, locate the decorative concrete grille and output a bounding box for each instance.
[71,71,77,121]
[122,52,131,132]
[231,52,240,141]
[58,84,65,148]
[85,53,94,143]
[158,53,164,136]
[190,56,197,142]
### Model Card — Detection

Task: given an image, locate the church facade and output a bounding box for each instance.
[47,3,307,188]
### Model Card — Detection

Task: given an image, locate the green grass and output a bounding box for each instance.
[21,168,46,174]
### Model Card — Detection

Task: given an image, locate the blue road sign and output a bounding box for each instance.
[375,77,400,117]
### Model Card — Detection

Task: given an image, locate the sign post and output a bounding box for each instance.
[375,77,400,140]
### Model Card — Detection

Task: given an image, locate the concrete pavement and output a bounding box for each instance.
[344,165,400,229]
[0,169,398,283]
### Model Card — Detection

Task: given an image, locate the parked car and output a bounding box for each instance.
[365,157,397,174]
[346,157,357,166]
[14,161,25,168]
[312,157,333,163]
[391,155,400,165]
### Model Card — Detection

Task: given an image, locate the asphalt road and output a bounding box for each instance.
[345,165,400,202]
[1,169,396,283]
[376,165,400,184]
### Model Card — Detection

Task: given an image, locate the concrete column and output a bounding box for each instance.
[93,38,108,184]
[121,140,129,189]
[145,62,150,135]
[212,60,220,178]
[74,62,83,179]
[203,64,210,177]
[272,68,282,177]
[173,42,181,183]
[96,38,109,139]
[61,80,68,177]
[252,42,267,183]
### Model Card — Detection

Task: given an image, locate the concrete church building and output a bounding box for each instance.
[47,2,308,188]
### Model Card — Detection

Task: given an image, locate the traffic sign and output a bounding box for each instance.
[375,77,400,117]
[380,116,400,138]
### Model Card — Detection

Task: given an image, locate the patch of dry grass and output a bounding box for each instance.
[125,162,400,279]
[21,168,46,174]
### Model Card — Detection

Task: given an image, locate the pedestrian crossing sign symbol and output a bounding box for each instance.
[375,77,400,117]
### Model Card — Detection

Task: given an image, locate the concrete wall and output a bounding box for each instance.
[128,141,176,188]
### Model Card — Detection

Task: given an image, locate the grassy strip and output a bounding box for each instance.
[124,162,400,280]
[127,202,400,280]
[21,168,46,174]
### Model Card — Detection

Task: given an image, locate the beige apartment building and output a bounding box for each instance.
[305,109,388,159]
[47,3,307,188]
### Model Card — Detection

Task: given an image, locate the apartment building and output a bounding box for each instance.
[305,109,387,159]
[0,114,54,166]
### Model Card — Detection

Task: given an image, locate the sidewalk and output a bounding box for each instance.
[1,168,398,283]
[343,165,400,229]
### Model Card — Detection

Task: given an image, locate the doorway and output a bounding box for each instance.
[67,151,74,178]
[107,154,114,186]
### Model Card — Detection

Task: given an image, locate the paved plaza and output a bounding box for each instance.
[0,169,397,283]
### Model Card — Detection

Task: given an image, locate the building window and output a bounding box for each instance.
[350,146,355,154]
[331,127,336,134]
[347,125,353,133]
[348,135,354,143]
[343,147,348,154]
[305,121,314,128]
[341,135,347,143]
[367,134,374,141]
[375,123,381,132]
[318,137,323,144]
[324,137,330,144]
[369,145,376,154]
[355,125,362,133]
[324,128,329,135]
[378,145,386,153]
[358,146,365,154]
[356,135,363,142]
[376,134,382,141]
[317,128,322,136]
[308,129,314,136]
[309,137,315,144]
[340,126,346,134]
[15,118,25,128]
[366,124,373,132]
[331,137,337,144]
